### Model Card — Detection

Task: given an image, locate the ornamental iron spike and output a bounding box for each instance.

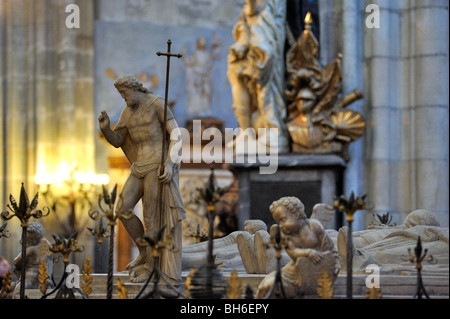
[9,194,19,213]
[408,236,432,299]
[102,184,111,206]
[245,285,254,299]
[19,183,30,216]
[111,184,118,205]
[0,223,10,238]
[30,192,39,211]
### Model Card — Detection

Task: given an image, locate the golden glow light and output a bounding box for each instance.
[73,171,110,185]
[35,160,109,186]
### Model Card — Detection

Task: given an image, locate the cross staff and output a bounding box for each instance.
[156,39,182,229]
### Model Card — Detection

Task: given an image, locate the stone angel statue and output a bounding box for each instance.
[310,203,335,229]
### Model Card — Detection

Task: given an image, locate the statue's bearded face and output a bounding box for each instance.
[118,87,138,108]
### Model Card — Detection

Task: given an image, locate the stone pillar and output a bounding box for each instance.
[0,0,96,261]
[364,0,401,224]
[412,0,449,226]
[341,0,365,230]
[318,0,449,228]
[1,0,39,259]
[363,0,449,226]
[318,0,342,66]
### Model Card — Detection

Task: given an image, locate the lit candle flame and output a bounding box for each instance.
[305,12,312,25]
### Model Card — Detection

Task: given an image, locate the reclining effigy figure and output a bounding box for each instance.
[182,219,269,272]
[337,209,449,275]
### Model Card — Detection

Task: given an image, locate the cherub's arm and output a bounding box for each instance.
[285,221,325,264]
[285,242,320,263]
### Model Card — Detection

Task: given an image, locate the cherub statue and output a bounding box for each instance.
[182,202,337,275]
[256,197,340,298]
[12,222,55,292]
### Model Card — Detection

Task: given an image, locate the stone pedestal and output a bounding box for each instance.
[231,154,346,230]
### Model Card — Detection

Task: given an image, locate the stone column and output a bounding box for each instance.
[318,0,448,228]
[363,0,449,226]
[318,0,342,66]
[0,0,37,259]
[363,0,401,224]
[0,0,96,261]
[412,0,449,226]
[341,0,365,230]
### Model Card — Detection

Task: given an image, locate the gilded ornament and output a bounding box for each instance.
[1,270,12,299]
[82,256,93,297]
[366,286,382,299]
[38,260,49,294]
[316,270,334,299]
[285,12,365,160]
[117,278,128,299]
[184,268,196,297]
[226,269,242,299]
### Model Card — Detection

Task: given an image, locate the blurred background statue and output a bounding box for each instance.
[182,34,221,117]
[227,0,288,152]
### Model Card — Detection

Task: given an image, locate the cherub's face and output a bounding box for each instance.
[24,231,41,247]
[273,206,300,235]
